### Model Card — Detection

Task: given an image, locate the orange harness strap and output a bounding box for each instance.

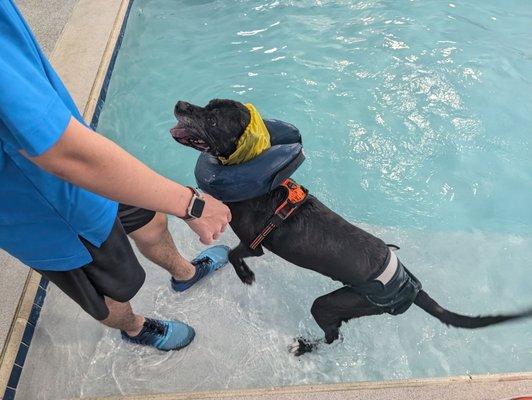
[249,179,309,250]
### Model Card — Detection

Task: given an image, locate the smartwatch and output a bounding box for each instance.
[182,187,205,220]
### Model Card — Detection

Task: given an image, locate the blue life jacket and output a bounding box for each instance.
[195,119,304,202]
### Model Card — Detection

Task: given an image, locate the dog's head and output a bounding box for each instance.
[170,99,250,158]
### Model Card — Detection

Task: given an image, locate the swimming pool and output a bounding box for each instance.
[18,0,532,398]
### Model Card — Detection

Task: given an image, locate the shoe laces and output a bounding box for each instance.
[144,318,167,337]
[193,256,211,268]
[193,257,212,277]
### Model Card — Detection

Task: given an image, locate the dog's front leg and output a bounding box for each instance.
[228,242,262,285]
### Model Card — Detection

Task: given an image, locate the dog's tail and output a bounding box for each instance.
[414,290,532,329]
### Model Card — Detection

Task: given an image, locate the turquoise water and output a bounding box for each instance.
[19,1,532,398]
[101,0,532,234]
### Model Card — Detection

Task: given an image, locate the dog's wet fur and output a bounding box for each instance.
[172,99,532,356]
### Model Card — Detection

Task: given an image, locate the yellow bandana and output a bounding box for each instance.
[218,103,271,165]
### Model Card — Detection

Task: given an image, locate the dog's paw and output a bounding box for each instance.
[238,264,255,285]
[232,260,255,285]
[288,339,302,355]
[288,337,316,356]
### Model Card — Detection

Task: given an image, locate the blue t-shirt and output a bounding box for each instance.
[0,0,118,271]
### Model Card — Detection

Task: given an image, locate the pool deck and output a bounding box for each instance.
[0,1,531,399]
[0,0,78,390]
[0,0,77,346]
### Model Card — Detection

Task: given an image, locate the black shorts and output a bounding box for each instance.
[37,205,156,321]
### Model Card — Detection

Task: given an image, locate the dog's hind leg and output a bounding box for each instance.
[291,287,383,356]
[312,286,384,343]
[228,242,263,285]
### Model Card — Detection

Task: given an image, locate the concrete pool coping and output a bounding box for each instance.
[0,0,530,399]
[81,373,532,400]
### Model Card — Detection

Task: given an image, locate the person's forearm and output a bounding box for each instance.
[29,117,192,217]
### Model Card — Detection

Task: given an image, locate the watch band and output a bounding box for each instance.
[182,187,203,220]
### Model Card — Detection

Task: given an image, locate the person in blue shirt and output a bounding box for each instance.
[0,0,232,351]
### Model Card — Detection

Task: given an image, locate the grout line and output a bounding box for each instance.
[0,271,40,393]
[0,273,43,400]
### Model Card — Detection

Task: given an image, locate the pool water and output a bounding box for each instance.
[19,0,532,398]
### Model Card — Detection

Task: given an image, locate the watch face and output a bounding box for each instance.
[190,198,205,218]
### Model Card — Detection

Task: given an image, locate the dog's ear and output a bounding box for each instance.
[209,99,250,126]
[205,99,230,111]
[206,98,244,111]
[205,99,224,110]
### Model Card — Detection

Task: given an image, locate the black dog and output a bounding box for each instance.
[171,99,531,355]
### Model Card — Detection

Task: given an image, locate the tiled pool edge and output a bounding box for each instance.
[85,0,135,129]
[0,271,42,400]
[0,1,131,398]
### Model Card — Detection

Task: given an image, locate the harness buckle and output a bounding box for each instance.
[275,179,309,219]
[249,178,309,249]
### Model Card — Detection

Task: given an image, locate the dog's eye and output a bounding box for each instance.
[208,117,217,127]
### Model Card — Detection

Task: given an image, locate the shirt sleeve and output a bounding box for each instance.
[0,52,72,157]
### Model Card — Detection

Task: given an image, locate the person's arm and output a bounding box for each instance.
[28,117,230,244]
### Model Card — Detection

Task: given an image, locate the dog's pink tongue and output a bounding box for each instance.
[170,126,187,138]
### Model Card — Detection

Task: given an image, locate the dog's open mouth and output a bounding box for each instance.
[170,119,210,151]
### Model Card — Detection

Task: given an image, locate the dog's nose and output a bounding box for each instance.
[175,101,192,117]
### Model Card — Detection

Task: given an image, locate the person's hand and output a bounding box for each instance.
[185,193,231,244]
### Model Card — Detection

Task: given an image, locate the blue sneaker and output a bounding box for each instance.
[171,245,230,292]
[121,318,195,351]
